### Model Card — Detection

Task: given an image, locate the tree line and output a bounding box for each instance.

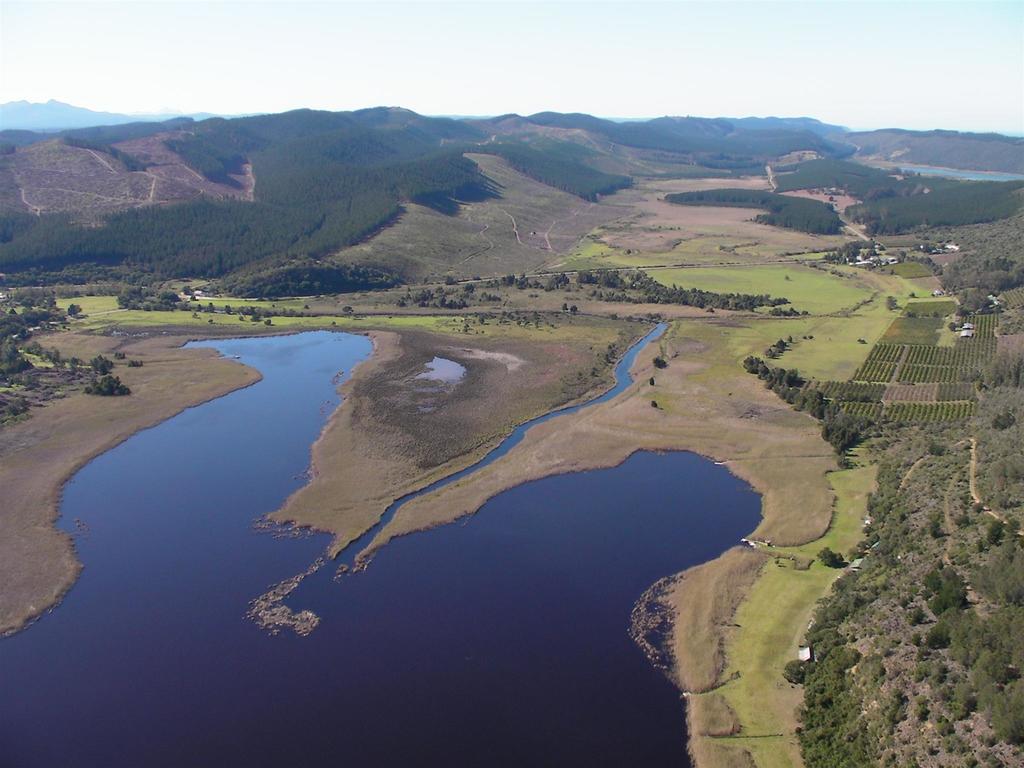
[664,189,843,234]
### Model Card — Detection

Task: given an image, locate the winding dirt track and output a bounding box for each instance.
[499,208,524,245]
[84,148,117,174]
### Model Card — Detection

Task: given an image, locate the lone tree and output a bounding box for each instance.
[818,547,845,568]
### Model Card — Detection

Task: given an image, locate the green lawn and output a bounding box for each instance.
[647,264,872,315]
[57,295,120,314]
[903,299,956,318]
[881,316,942,345]
[710,465,876,768]
[883,261,934,279]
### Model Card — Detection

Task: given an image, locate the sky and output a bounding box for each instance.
[2,1,1022,133]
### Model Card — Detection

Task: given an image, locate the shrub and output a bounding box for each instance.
[818,547,845,568]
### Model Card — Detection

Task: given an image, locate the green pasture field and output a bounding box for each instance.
[882,261,934,279]
[881,316,943,345]
[714,465,876,768]
[647,264,871,315]
[903,298,956,317]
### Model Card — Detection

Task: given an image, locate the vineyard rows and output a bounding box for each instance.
[852,360,897,383]
[811,312,992,425]
[814,381,886,401]
[1001,287,1024,309]
[840,402,883,420]
[882,383,939,403]
[904,338,997,366]
[969,313,998,338]
[865,343,904,363]
[937,382,976,401]
[884,401,975,422]
[898,364,964,384]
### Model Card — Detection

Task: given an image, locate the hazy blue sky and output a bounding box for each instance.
[2,1,1022,132]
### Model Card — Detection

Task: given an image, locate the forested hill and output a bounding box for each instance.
[482,112,851,172]
[0,107,851,288]
[3,106,1018,293]
[846,128,1024,175]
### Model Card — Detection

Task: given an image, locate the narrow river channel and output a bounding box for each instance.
[0,328,760,767]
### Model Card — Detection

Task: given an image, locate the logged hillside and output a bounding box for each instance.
[847,129,1024,175]
[0,136,251,222]
[19,108,1018,291]
[0,109,490,281]
[0,108,857,289]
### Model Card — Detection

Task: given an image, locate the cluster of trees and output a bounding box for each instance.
[397,285,473,310]
[117,286,181,310]
[579,269,792,311]
[84,374,130,396]
[218,260,399,299]
[0,337,32,375]
[1,291,67,341]
[743,355,870,453]
[664,189,843,234]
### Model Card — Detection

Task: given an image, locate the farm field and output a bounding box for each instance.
[820,300,995,423]
[699,465,875,768]
[903,298,957,317]
[880,315,943,345]
[553,176,849,273]
[646,264,871,315]
[882,261,934,279]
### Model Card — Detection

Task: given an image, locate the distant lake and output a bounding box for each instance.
[0,330,760,767]
[893,163,1024,182]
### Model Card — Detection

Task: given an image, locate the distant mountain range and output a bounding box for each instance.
[1,103,1021,294]
[0,100,229,132]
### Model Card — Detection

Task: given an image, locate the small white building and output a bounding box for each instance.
[961,329,975,338]
[798,646,814,662]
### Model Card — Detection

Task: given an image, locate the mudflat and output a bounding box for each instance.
[270,317,643,554]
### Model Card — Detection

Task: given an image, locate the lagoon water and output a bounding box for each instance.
[892,163,1024,182]
[0,330,760,767]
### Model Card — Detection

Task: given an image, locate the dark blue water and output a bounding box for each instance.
[0,329,761,768]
